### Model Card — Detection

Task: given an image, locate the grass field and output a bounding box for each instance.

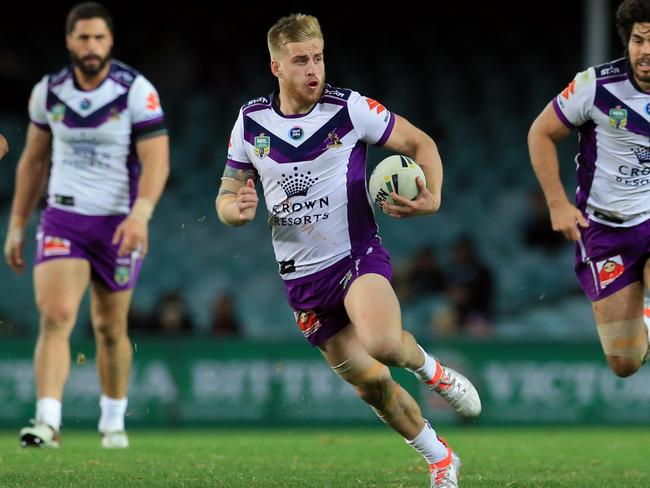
[0,427,649,487]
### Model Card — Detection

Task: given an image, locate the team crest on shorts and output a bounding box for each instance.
[114,265,131,286]
[596,255,625,289]
[294,310,321,338]
[42,236,71,257]
[254,133,270,158]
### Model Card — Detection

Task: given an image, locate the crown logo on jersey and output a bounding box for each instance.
[277,167,318,197]
[325,131,342,149]
[632,145,650,165]
[254,133,271,158]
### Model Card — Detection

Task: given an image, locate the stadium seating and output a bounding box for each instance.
[0,40,595,341]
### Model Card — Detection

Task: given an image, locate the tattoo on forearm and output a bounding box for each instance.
[222,166,257,183]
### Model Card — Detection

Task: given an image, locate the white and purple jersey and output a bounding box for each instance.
[29,60,166,216]
[553,58,650,227]
[226,85,395,279]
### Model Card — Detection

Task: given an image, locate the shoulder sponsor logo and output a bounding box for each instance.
[324,87,346,98]
[112,69,134,84]
[596,255,625,289]
[254,133,270,158]
[561,79,576,100]
[146,92,160,111]
[366,97,386,114]
[50,68,69,85]
[609,106,627,129]
[247,97,268,106]
[600,66,620,76]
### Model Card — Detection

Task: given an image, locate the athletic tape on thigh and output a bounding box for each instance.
[330,351,385,383]
[596,317,648,361]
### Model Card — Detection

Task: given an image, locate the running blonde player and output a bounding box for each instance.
[216,14,480,488]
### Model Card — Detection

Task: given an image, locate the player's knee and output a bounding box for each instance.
[606,355,641,377]
[93,318,128,346]
[39,302,76,331]
[354,370,394,409]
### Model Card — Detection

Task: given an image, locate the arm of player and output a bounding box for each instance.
[528,102,587,241]
[112,134,170,257]
[0,133,8,160]
[380,115,443,218]
[215,166,259,226]
[4,124,51,273]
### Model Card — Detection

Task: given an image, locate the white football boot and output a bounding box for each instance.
[19,420,60,448]
[421,355,482,418]
[429,437,462,488]
[101,431,129,448]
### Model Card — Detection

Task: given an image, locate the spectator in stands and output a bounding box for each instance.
[150,290,193,335]
[210,292,241,338]
[434,235,494,337]
[0,133,8,159]
[522,188,565,253]
[394,246,446,303]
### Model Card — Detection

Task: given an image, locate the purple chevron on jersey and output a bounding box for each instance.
[46,91,129,129]
[243,106,354,163]
[593,85,650,137]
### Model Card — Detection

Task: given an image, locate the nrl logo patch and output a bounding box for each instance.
[609,107,627,130]
[52,103,66,123]
[254,133,270,158]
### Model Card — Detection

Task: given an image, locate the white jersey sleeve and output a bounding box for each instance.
[553,68,596,127]
[128,75,166,140]
[28,76,49,130]
[226,108,255,169]
[347,91,396,146]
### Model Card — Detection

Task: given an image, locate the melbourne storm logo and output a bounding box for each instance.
[632,145,650,165]
[277,167,319,197]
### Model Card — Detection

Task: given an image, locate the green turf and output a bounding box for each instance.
[0,427,648,487]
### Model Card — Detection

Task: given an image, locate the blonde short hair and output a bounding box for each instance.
[267,14,323,59]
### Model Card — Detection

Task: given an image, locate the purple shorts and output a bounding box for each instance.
[35,207,143,291]
[283,239,392,346]
[575,217,650,302]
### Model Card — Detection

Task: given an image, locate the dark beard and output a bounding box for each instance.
[70,51,110,77]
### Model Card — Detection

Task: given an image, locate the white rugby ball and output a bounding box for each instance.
[368,155,426,209]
